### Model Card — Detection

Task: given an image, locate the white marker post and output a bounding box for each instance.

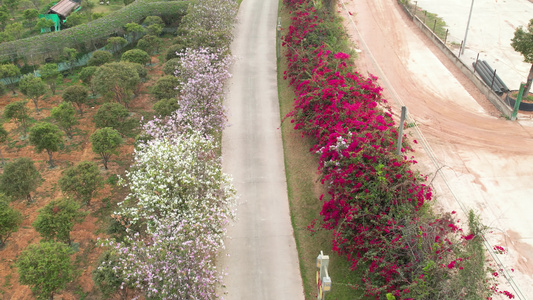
[316,251,332,300]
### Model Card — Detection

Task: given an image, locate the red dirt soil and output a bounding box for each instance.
[0,56,161,299]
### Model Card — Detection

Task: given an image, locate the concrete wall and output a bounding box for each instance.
[396,1,513,118]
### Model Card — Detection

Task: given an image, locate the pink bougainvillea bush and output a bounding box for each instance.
[282,0,513,299]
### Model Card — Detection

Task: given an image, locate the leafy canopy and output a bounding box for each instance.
[59,161,104,206]
[62,85,89,115]
[0,195,22,247]
[0,157,40,202]
[90,127,123,169]
[17,241,74,299]
[32,198,86,244]
[29,122,63,167]
[51,102,78,138]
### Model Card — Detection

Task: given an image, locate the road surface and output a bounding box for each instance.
[219,0,305,299]
[340,0,533,298]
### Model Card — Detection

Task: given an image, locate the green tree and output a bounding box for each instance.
[0,158,41,202]
[3,100,30,134]
[0,11,9,30]
[92,62,140,107]
[511,18,533,97]
[165,44,187,61]
[19,74,47,113]
[0,82,5,96]
[78,66,97,86]
[0,125,8,165]
[146,23,162,36]
[17,241,74,299]
[34,17,55,32]
[129,62,147,81]
[78,66,97,95]
[121,49,150,65]
[123,0,134,5]
[142,15,163,27]
[4,22,23,39]
[163,58,180,76]
[51,102,78,138]
[124,22,145,40]
[137,34,162,55]
[62,47,78,74]
[0,195,22,248]
[38,63,60,95]
[106,36,127,54]
[0,64,21,94]
[0,31,12,43]
[32,198,86,244]
[29,122,63,168]
[93,102,136,135]
[23,8,39,28]
[153,98,179,117]
[4,0,20,17]
[64,11,86,28]
[88,50,113,66]
[62,85,89,115]
[58,161,103,206]
[151,75,180,100]
[90,127,122,170]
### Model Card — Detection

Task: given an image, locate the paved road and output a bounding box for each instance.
[219,0,305,299]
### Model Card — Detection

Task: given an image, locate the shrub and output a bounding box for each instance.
[0,158,40,202]
[165,44,187,61]
[62,85,89,115]
[151,75,180,100]
[59,161,104,206]
[0,195,22,248]
[93,102,136,135]
[90,127,123,170]
[153,98,179,117]
[17,241,74,299]
[32,198,86,244]
[162,58,180,75]
[88,50,113,66]
[121,49,150,65]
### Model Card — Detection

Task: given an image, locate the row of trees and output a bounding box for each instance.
[0,4,235,297]
[93,1,240,298]
[0,23,141,300]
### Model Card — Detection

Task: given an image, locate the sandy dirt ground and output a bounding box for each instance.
[339,0,533,298]
[415,0,533,92]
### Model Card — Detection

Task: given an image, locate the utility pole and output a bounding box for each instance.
[396,106,407,156]
[460,0,475,55]
[511,83,525,121]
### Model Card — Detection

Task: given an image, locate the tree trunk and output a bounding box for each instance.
[524,63,533,98]
[103,156,108,170]
[0,149,4,166]
[26,193,32,203]
[32,98,39,114]
[47,150,54,168]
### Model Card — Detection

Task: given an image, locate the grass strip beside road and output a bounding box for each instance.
[276,3,367,299]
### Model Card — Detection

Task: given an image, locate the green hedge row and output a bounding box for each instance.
[0,0,190,61]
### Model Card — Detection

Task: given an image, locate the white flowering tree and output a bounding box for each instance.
[98,0,239,298]
[118,133,236,229]
[104,215,225,300]
[104,133,236,299]
[143,48,232,138]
